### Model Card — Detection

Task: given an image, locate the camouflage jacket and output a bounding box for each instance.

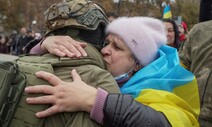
[179,20,212,127]
[9,44,120,127]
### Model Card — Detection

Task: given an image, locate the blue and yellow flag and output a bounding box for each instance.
[120,45,200,127]
[163,5,172,19]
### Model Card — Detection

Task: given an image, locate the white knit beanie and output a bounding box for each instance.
[106,17,167,66]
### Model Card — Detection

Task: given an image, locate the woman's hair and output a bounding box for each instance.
[162,18,180,49]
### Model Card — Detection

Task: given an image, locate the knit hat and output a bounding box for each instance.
[106,17,167,66]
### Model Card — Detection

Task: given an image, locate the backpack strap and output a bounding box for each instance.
[9,56,54,127]
[0,61,26,127]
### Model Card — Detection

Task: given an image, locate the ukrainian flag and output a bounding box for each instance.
[120,45,200,127]
[163,5,172,19]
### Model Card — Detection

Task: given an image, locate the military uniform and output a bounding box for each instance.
[179,20,212,127]
[9,43,119,127]
[6,0,121,127]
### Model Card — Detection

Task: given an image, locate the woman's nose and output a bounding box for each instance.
[101,45,111,56]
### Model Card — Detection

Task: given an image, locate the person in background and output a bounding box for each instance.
[21,30,35,52]
[178,21,188,43]
[162,18,180,50]
[178,21,188,50]
[26,17,200,127]
[106,11,118,22]
[9,30,18,55]
[0,35,10,54]
[179,0,212,126]
[16,27,28,55]
[26,30,35,43]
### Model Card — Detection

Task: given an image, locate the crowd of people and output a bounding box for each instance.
[0,14,188,56]
[0,0,211,127]
[0,27,42,55]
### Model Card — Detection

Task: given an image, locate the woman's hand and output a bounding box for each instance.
[25,69,97,118]
[41,36,87,58]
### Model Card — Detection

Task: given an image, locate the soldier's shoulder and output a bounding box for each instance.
[192,20,212,32]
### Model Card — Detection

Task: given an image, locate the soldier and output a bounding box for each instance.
[179,20,212,127]
[1,0,120,127]
[179,0,212,126]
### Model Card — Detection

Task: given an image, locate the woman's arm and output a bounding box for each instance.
[28,36,87,58]
[25,70,171,127]
[25,69,97,117]
[103,94,171,127]
[24,38,42,54]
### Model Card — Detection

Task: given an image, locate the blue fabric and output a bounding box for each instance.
[120,45,194,98]
[163,5,172,19]
[163,5,171,14]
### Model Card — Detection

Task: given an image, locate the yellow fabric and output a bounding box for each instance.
[180,62,189,70]
[163,12,172,19]
[135,79,200,127]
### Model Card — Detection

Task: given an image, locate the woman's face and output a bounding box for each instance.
[164,22,175,47]
[178,24,185,36]
[0,38,6,44]
[101,34,136,77]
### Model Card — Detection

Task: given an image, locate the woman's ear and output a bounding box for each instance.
[133,62,142,72]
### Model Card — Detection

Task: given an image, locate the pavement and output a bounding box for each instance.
[0,53,18,61]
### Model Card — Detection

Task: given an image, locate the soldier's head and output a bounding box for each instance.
[44,0,109,49]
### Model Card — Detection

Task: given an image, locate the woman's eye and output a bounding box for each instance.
[113,44,121,50]
[168,29,174,33]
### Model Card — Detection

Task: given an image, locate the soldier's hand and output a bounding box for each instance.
[25,69,97,118]
[41,36,87,58]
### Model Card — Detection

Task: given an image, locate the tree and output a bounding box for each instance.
[172,0,199,29]
[0,0,61,34]
[0,0,199,34]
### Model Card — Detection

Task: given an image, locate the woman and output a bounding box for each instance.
[162,18,180,50]
[25,17,200,127]
[0,35,10,54]
[179,21,188,43]
[178,21,188,50]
